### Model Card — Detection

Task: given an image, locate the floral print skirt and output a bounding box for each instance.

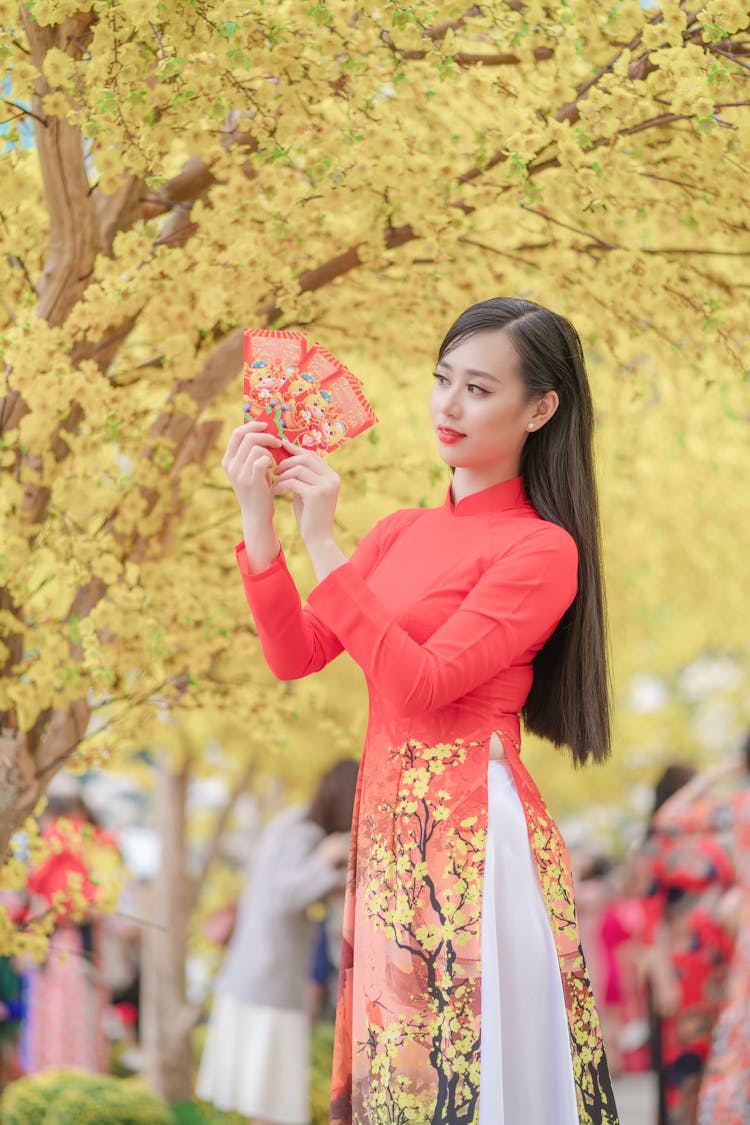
[329,735,618,1125]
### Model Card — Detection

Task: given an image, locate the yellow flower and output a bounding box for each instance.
[700,0,750,35]
[42,47,74,89]
[91,553,122,584]
[42,90,71,119]
[0,856,27,891]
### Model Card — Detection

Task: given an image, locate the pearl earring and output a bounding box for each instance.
[527,423,535,431]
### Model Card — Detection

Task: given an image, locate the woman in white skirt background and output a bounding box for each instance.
[197,759,357,1124]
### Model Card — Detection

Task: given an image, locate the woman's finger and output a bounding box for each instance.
[271,477,307,496]
[250,448,275,470]
[241,447,274,476]
[224,420,274,462]
[278,439,328,463]
[275,451,330,475]
[224,429,283,474]
[230,431,283,471]
[228,444,274,488]
[240,430,283,451]
[273,464,320,486]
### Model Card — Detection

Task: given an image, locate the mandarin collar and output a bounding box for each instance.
[444,475,528,517]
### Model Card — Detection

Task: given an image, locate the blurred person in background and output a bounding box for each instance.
[307,875,348,1025]
[640,762,736,1125]
[196,758,358,1125]
[0,954,24,1088]
[19,787,120,1075]
[588,858,651,1078]
[100,883,143,1053]
[308,914,335,1025]
[652,731,750,1125]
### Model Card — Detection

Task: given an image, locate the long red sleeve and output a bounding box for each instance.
[236,515,403,679]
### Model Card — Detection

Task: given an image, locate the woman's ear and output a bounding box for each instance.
[530,390,559,430]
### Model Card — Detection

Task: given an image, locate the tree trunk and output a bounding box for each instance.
[0,702,91,864]
[141,753,197,1103]
[21,9,99,329]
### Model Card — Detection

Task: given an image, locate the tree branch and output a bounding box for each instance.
[708,44,750,73]
[21,10,99,328]
[554,26,649,124]
[522,206,616,249]
[93,174,146,256]
[523,205,750,258]
[1,98,47,126]
[618,111,692,136]
[458,236,543,270]
[379,29,553,66]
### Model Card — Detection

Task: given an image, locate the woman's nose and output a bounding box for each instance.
[444,390,462,417]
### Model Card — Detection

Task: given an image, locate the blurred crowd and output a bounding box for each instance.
[0,760,358,1125]
[572,730,750,1125]
[1,737,749,1125]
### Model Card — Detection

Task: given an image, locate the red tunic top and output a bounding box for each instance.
[237,476,577,748]
[236,476,618,1125]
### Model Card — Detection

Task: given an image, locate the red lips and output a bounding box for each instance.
[437,425,466,444]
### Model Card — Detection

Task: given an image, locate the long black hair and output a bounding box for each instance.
[438,297,610,765]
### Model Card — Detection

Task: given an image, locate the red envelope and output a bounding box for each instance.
[243,329,308,463]
[243,330,377,461]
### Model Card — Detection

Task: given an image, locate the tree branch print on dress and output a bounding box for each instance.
[338,738,485,1125]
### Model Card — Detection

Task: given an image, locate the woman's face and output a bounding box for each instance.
[430,328,543,472]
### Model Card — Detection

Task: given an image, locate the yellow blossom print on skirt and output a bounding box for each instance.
[329,737,618,1125]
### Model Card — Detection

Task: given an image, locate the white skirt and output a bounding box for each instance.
[479,759,579,1124]
[196,991,310,1124]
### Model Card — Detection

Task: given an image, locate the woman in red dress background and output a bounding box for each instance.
[223,298,618,1124]
[634,763,734,1125]
[652,735,750,1125]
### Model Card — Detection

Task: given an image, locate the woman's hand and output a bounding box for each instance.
[222,421,283,572]
[659,752,746,820]
[272,441,348,582]
[272,441,341,547]
[222,420,283,519]
[706,752,745,781]
[315,831,351,870]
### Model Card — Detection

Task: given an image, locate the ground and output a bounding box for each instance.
[613,1071,658,1124]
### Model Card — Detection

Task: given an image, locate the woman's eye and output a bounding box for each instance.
[432,372,448,384]
[467,383,488,395]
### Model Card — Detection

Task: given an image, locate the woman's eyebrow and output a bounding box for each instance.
[437,360,501,383]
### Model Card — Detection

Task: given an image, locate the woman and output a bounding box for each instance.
[20,793,116,1075]
[652,736,750,1125]
[197,759,357,1125]
[636,763,735,1125]
[223,298,618,1124]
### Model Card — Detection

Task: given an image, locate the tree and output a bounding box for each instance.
[1,0,749,1099]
